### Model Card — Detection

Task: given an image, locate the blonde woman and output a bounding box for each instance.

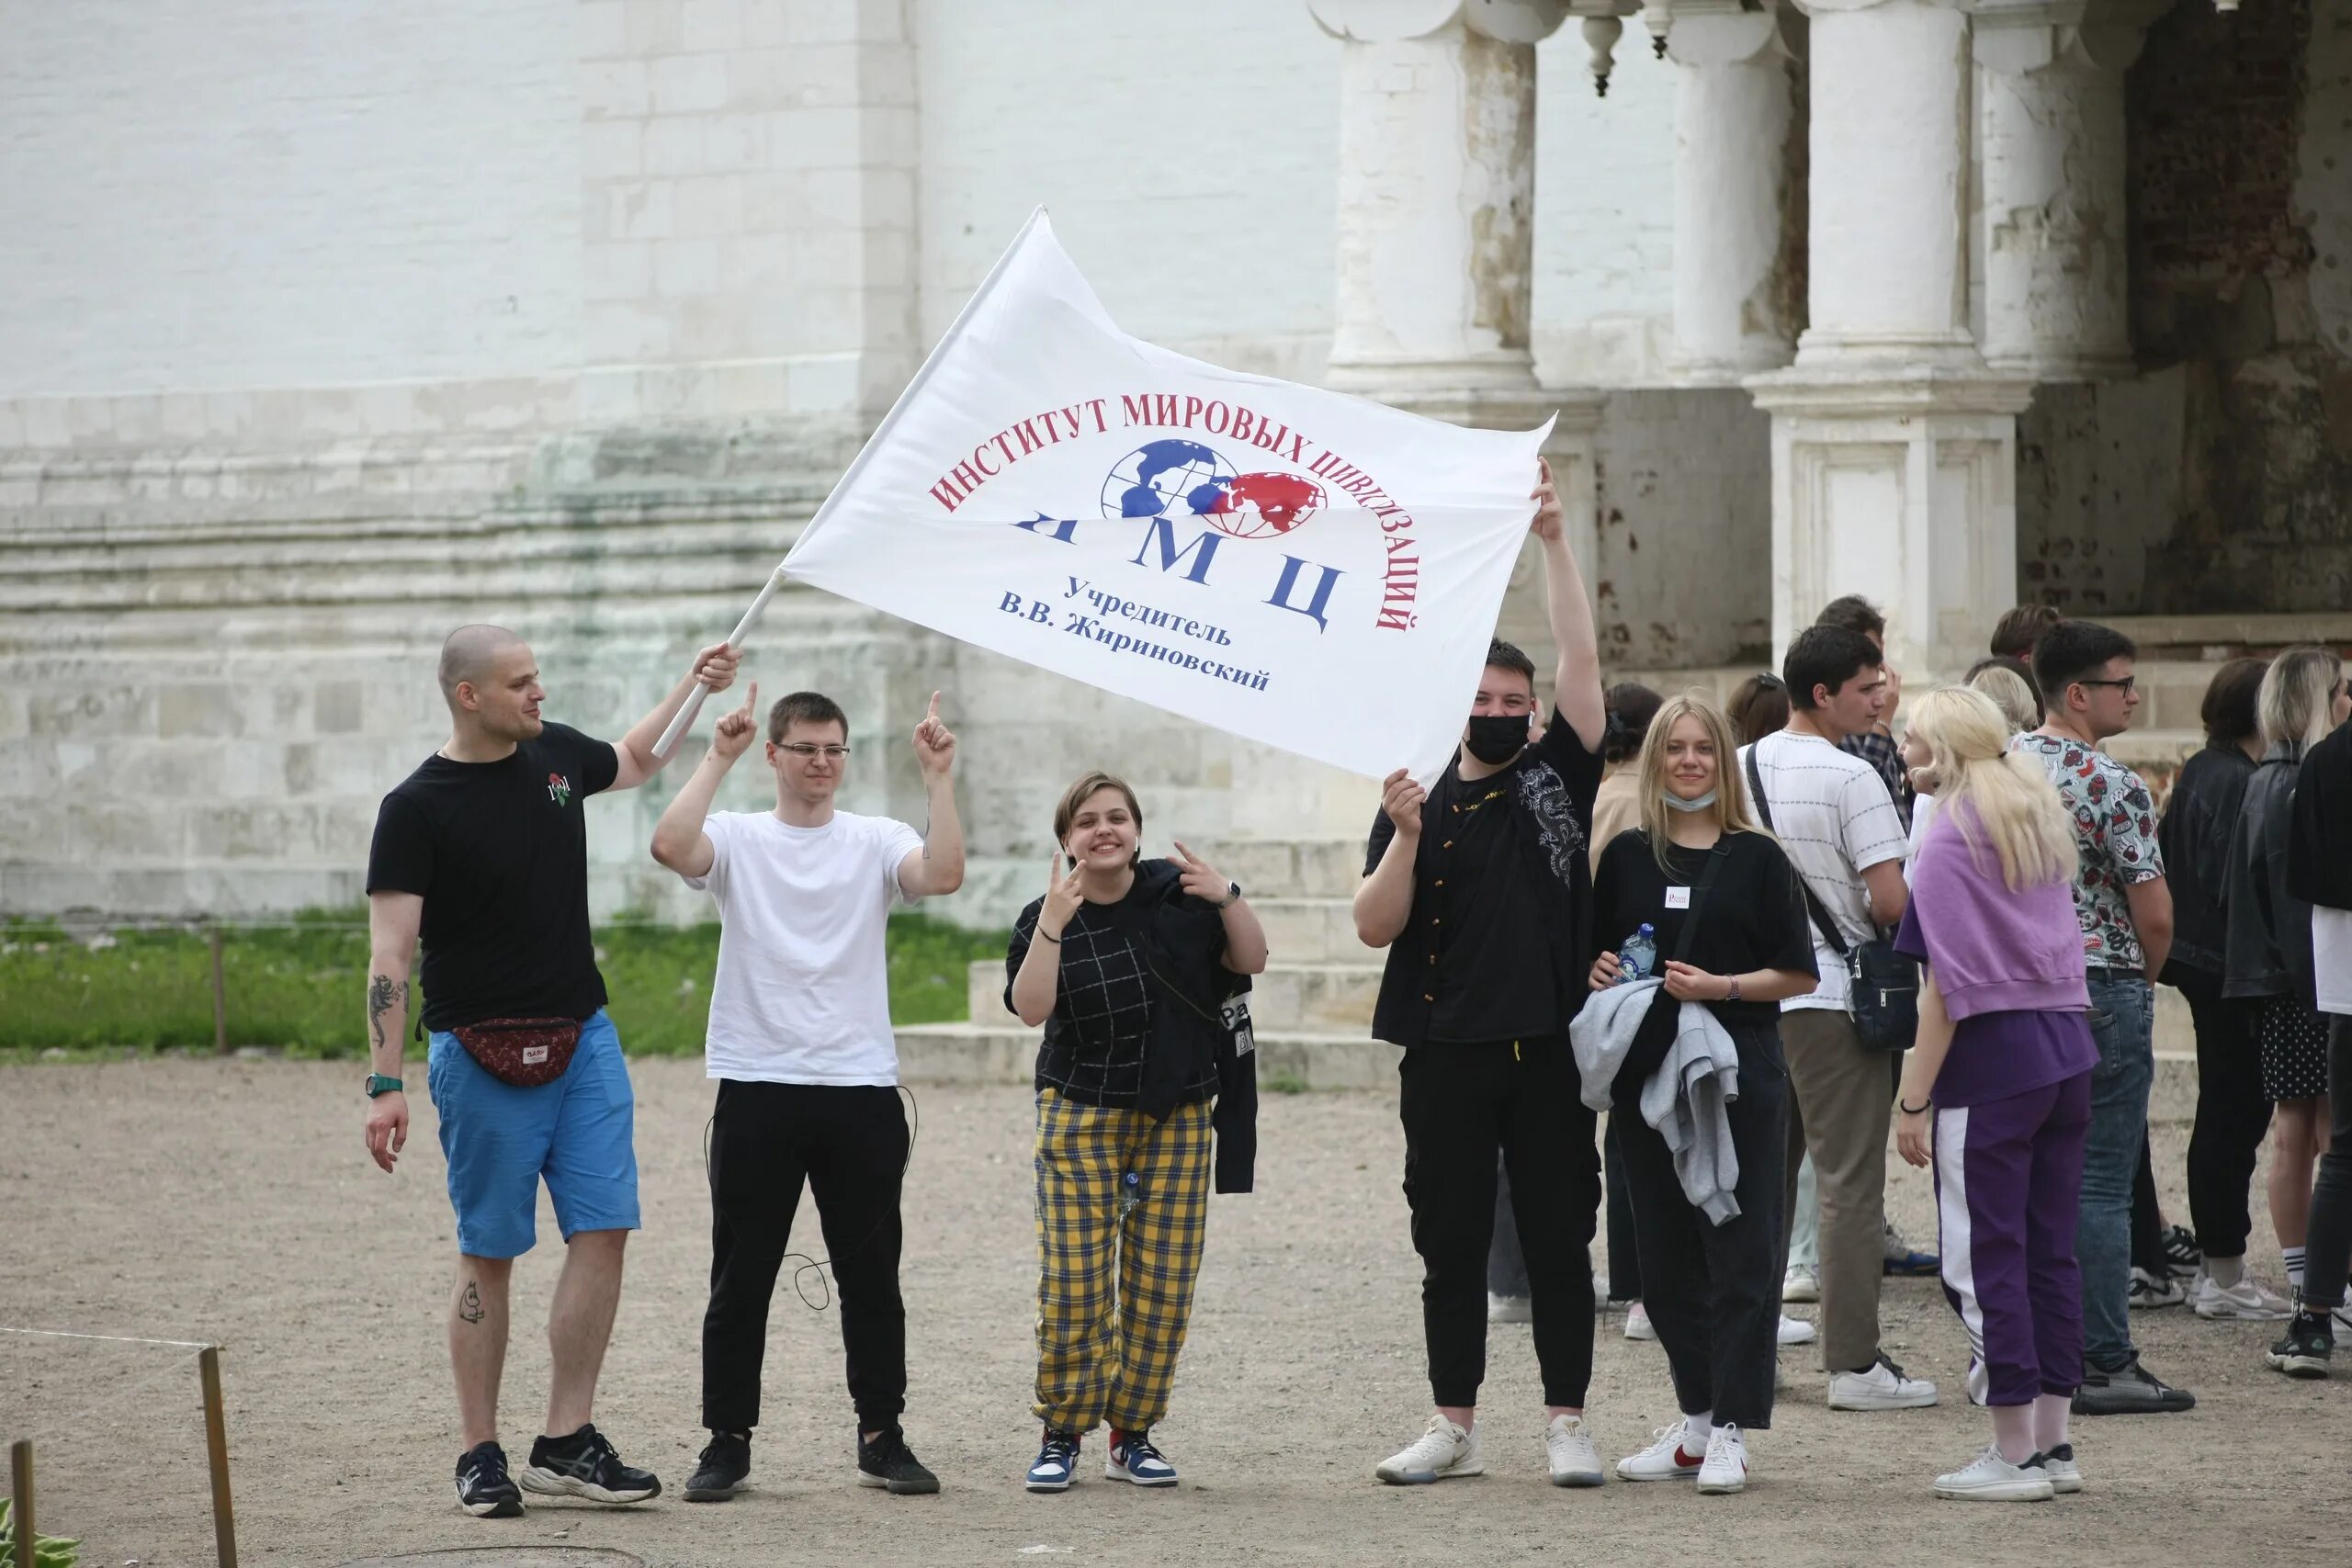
[2223,648,2351,1308]
[1587,693,1817,1495]
[1004,771,1267,1493]
[1906,662,2046,874]
[1892,688,2097,1503]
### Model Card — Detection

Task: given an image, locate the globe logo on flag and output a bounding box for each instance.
[1098,439,1326,539]
[1101,439,1236,521]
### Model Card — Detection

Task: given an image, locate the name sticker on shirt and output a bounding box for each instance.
[1664,886,1692,910]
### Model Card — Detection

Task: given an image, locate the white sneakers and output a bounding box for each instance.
[2191,1272,2292,1321]
[1781,1265,1821,1303]
[1826,1353,1939,1411]
[1545,1415,1604,1488]
[1933,1446,2052,1502]
[1696,1425,1747,1495]
[1623,1303,1657,1341]
[1617,1422,1706,1483]
[1375,1414,1613,1488]
[1487,1292,1534,1325]
[1776,1314,1816,1346]
[1374,1416,1484,1485]
[1613,1417,1746,1493]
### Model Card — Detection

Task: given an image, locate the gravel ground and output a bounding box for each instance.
[3,1056,2345,1567]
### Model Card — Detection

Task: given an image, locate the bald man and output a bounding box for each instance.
[362,625,736,1517]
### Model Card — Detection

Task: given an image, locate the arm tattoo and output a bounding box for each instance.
[368,974,405,1055]
[458,1280,485,1324]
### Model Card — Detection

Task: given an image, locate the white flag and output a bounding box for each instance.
[783,209,1554,783]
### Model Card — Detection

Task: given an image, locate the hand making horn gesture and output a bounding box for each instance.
[1171,840,1237,908]
[712,680,760,761]
[911,690,957,776]
[1039,851,1085,940]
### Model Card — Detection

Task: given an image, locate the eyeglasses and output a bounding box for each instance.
[778,743,851,760]
[2075,676,2137,694]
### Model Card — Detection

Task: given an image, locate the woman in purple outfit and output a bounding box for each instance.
[1890,687,2098,1504]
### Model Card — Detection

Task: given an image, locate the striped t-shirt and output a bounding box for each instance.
[1740,729,1909,1011]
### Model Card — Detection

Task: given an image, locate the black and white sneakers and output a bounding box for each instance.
[857,1426,942,1495]
[520,1424,662,1504]
[454,1441,524,1517]
[684,1432,752,1502]
[2267,1311,2335,1380]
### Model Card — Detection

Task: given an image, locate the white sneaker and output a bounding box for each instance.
[2190,1273,2291,1320]
[1488,1292,1533,1325]
[1777,1314,1816,1346]
[2031,1442,2082,1495]
[1544,1414,1605,1488]
[1781,1266,1821,1304]
[1933,1446,2052,1502]
[1623,1302,1657,1341]
[1696,1425,1747,1495]
[1375,1415,1484,1485]
[1826,1353,1939,1411]
[1616,1423,1705,1483]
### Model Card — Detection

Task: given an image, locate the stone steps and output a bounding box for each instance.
[894,1021,2207,1120]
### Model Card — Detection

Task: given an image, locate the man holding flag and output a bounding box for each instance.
[1355,463,1616,1489]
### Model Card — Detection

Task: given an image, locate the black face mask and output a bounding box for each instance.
[1464,714,1528,765]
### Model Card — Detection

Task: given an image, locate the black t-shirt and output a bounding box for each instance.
[365,723,620,1030]
[1363,710,1606,1046]
[1589,828,1818,1032]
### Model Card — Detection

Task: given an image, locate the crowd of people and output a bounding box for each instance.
[356,469,2348,1518]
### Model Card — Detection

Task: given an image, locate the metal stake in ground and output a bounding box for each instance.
[8,1438,31,1568]
[199,1347,238,1568]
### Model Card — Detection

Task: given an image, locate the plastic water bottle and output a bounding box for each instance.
[1117,1170,1143,1220]
[1618,923,1658,985]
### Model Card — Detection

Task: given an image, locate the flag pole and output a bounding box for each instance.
[653,563,788,760]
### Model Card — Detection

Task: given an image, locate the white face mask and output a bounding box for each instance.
[1661,789,1718,814]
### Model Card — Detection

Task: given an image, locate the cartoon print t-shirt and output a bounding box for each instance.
[2012,732,2165,972]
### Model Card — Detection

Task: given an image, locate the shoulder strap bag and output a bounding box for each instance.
[1745,746,1917,1053]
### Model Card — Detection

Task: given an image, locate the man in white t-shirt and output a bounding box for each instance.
[1738,624,1935,1414]
[650,682,966,1500]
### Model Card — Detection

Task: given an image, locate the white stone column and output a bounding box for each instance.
[1794,0,1975,367]
[1747,0,2031,680]
[1308,0,1570,393]
[1660,0,1806,382]
[1972,2,2155,380]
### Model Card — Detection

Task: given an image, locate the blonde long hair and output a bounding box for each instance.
[1635,691,1766,873]
[2258,646,2343,751]
[1905,687,2077,891]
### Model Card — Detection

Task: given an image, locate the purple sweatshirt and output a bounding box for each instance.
[1900,800,2088,1019]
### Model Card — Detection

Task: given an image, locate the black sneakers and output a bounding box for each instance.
[858,1426,941,1495]
[2160,1224,2202,1280]
[684,1431,752,1502]
[2267,1311,2335,1380]
[454,1440,524,1517]
[2071,1353,2196,1416]
[520,1423,662,1504]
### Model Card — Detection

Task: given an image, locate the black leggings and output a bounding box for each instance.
[2178,975,2274,1260]
[2302,1019,2352,1311]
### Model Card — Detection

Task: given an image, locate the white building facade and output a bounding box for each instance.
[3,0,2346,927]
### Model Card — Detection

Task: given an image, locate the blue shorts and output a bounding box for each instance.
[427,1009,640,1258]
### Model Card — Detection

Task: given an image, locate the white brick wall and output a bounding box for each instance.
[0,0,585,398]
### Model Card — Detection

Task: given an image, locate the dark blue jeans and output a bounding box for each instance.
[2080,975,2154,1369]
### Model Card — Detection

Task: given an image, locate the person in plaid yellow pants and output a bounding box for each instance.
[1034,1091,1213,1441]
[1006,771,1268,1492]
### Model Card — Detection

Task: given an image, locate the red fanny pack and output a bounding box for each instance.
[451,1017,583,1089]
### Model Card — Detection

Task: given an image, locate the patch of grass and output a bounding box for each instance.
[1263,1068,1312,1095]
[0,910,1008,1058]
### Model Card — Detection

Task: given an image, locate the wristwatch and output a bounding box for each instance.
[1216,880,1242,909]
[365,1074,403,1098]
[1725,976,1742,1003]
